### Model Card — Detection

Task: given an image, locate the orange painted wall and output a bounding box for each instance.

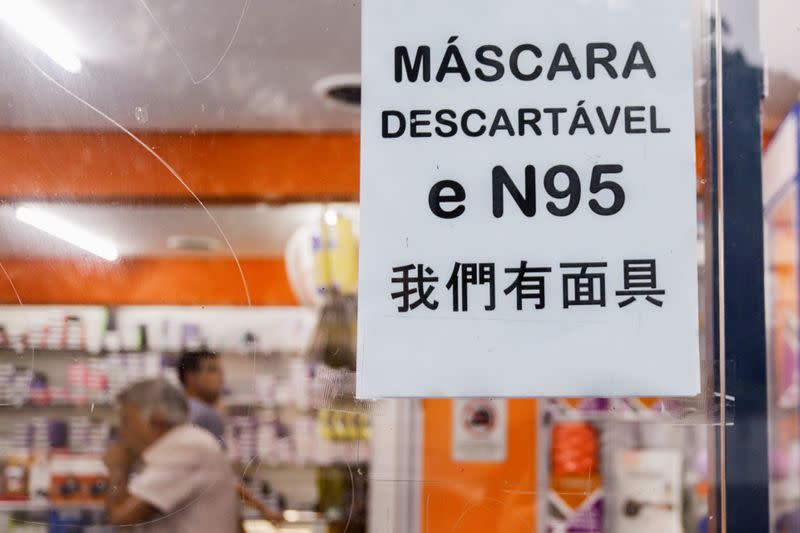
[0,257,297,306]
[421,399,537,533]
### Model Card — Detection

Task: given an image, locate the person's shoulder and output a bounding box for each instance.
[191,407,224,428]
[180,424,225,448]
[155,425,226,457]
[188,399,224,424]
[187,397,213,416]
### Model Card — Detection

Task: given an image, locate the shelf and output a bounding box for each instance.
[234,460,369,471]
[0,500,105,512]
[236,462,323,470]
[0,349,100,357]
[224,398,317,412]
[0,403,113,414]
[0,348,297,359]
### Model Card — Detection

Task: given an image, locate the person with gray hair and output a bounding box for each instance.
[102,378,238,532]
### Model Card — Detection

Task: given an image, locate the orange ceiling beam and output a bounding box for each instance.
[0,131,706,202]
[0,131,359,202]
[0,257,298,306]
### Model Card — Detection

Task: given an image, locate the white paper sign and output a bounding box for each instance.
[357,0,700,398]
[452,399,507,462]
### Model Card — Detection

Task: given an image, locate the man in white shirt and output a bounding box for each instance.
[178,349,283,523]
[102,378,238,532]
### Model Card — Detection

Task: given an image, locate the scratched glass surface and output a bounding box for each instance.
[0,1,791,532]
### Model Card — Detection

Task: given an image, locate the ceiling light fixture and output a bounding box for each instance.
[16,206,119,261]
[314,74,361,108]
[0,3,81,73]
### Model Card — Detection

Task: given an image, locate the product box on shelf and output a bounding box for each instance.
[27,455,49,503]
[539,396,708,533]
[48,454,108,504]
[611,449,683,533]
[546,421,603,533]
[0,452,29,501]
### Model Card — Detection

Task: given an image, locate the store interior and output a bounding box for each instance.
[0,1,797,532]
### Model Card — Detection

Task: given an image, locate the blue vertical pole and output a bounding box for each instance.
[719,0,769,531]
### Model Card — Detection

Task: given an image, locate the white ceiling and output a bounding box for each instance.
[0,203,357,259]
[0,1,795,132]
[0,0,361,131]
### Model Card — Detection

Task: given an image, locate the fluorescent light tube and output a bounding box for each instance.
[0,3,81,73]
[16,206,119,261]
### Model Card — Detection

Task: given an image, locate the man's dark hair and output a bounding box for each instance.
[177,349,218,386]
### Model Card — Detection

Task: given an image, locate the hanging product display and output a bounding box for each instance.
[304,210,360,370]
